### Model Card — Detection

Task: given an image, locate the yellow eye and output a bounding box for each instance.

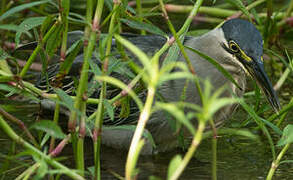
[229,41,239,53]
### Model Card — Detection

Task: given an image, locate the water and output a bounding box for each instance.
[1,100,292,179]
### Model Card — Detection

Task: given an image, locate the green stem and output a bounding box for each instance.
[0,0,6,15]
[177,0,204,36]
[49,0,69,155]
[246,0,266,10]
[76,137,85,175]
[5,79,101,105]
[43,93,100,104]
[266,0,273,19]
[284,0,293,19]
[76,102,86,176]
[0,115,84,180]
[124,1,204,178]
[19,22,59,78]
[266,143,291,180]
[69,0,96,173]
[136,0,145,35]
[49,101,60,153]
[160,0,204,104]
[60,0,70,62]
[82,0,105,179]
[94,88,104,180]
[274,67,290,91]
[68,0,94,132]
[208,119,218,180]
[0,107,39,148]
[277,0,293,27]
[125,86,156,180]
[163,4,292,20]
[15,163,40,180]
[212,136,217,180]
[267,97,293,122]
[94,1,120,179]
[169,121,206,180]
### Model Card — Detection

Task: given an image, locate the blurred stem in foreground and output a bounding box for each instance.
[169,121,206,180]
[266,143,291,180]
[124,0,205,179]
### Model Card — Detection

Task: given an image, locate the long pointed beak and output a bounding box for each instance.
[246,59,281,112]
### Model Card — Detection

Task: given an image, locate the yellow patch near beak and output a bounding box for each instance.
[240,49,252,62]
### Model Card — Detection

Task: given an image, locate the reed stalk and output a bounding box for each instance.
[266,143,291,180]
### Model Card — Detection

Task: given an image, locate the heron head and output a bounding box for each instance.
[219,19,280,112]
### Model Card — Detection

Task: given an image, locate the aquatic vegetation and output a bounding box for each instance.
[0,0,292,179]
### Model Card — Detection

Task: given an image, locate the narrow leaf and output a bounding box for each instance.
[59,40,83,74]
[114,34,152,77]
[162,35,183,68]
[0,47,10,59]
[104,100,114,121]
[226,0,252,21]
[156,102,196,135]
[167,155,182,180]
[279,160,293,165]
[259,118,282,135]
[0,0,51,21]
[54,88,74,109]
[121,18,166,36]
[0,24,20,31]
[15,17,46,46]
[31,120,66,139]
[185,46,242,89]
[46,24,62,57]
[41,15,55,35]
[277,125,293,146]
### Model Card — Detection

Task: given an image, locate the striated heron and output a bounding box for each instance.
[28,18,280,154]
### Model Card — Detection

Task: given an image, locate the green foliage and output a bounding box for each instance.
[185,46,242,89]
[0,0,51,21]
[0,0,292,179]
[41,15,55,35]
[225,0,252,21]
[45,24,63,57]
[0,24,21,32]
[15,17,46,46]
[103,100,114,120]
[0,47,10,60]
[121,18,166,36]
[167,155,182,180]
[277,125,293,146]
[31,120,66,139]
[156,102,196,135]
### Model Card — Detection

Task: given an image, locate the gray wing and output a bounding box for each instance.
[32,32,168,125]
